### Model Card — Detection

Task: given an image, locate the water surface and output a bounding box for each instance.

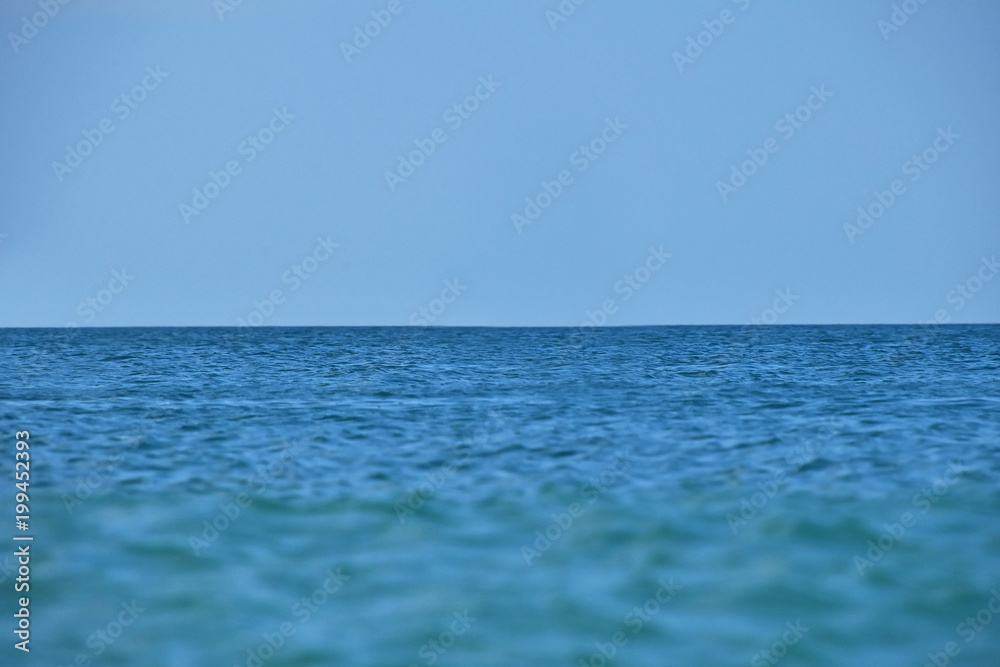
[1,325,998,665]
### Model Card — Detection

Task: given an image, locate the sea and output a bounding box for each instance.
[1,325,998,666]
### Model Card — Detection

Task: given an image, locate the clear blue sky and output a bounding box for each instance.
[1,0,998,327]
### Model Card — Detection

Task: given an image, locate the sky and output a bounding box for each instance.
[0,0,998,327]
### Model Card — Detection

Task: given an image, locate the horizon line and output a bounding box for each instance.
[2,323,998,330]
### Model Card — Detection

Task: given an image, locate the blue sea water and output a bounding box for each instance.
[1,325,999,666]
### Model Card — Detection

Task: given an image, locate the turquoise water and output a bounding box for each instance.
[1,325,999,666]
